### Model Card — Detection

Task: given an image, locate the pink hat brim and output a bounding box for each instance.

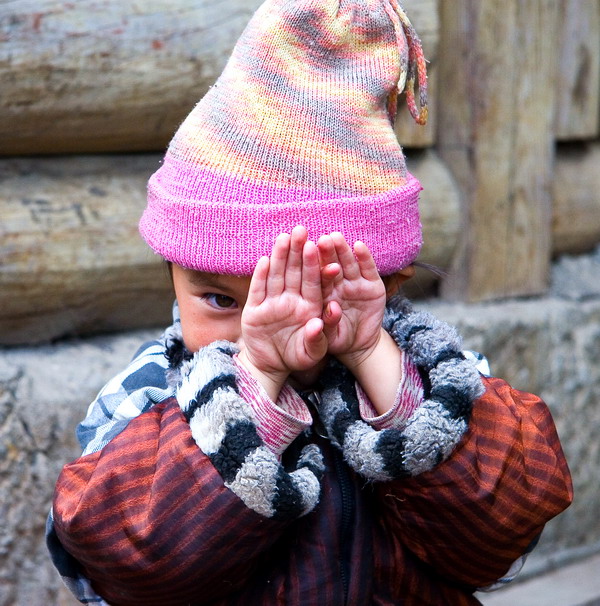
[140,160,423,276]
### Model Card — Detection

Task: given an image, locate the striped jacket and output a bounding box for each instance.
[48,297,572,605]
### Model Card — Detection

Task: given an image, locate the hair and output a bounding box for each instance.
[382,272,408,299]
[383,261,445,299]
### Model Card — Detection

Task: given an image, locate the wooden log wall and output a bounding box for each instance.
[394,0,438,147]
[555,0,600,140]
[436,0,559,301]
[1,0,600,344]
[0,0,264,154]
[0,156,174,345]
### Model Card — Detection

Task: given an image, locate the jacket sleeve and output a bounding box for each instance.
[376,376,573,589]
[318,301,484,481]
[316,298,572,588]
[52,341,324,606]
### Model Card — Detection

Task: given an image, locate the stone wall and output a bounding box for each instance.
[0,249,598,604]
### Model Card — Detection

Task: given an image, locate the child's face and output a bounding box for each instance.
[171,264,252,352]
[172,263,329,388]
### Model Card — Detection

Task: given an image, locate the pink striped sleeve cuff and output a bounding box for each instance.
[358,349,424,430]
[234,356,312,458]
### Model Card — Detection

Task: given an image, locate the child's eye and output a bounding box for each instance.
[203,293,238,310]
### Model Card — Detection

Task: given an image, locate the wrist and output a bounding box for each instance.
[340,329,402,416]
[237,349,289,402]
[336,329,384,375]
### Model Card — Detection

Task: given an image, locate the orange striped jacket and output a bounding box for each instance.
[51,374,572,605]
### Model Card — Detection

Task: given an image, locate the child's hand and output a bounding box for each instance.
[238,226,328,401]
[318,233,387,370]
[318,233,402,415]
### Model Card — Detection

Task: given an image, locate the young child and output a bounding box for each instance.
[47,1,572,604]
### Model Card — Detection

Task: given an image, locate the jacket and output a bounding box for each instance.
[47,298,573,605]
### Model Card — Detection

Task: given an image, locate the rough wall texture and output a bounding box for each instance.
[0,249,598,604]
[0,331,159,605]
[1,0,265,154]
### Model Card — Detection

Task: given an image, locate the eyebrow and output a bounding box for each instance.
[188,272,227,288]
[186,271,242,294]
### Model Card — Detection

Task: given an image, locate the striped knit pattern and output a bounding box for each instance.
[52,399,294,606]
[319,296,485,481]
[357,347,424,429]
[50,376,572,605]
[176,341,324,520]
[376,375,574,590]
[234,357,312,457]
[49,301,573,605]
[140,0,428,275]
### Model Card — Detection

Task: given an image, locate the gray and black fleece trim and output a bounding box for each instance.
[318,296,485,481]
[175,340,324,521]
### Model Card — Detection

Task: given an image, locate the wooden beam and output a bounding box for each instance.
[2,145,599,345]
[0,155,173,345]
[0,151,462,344]
[0,0,263,155]
[437,0,559,301]
[555,0,600,141]
[553,142,600,255]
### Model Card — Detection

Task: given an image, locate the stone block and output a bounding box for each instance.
[423,294,600,573]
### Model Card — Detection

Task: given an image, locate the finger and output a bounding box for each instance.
[322,301,342,347]
[317,234,339,269]
[267,232,291,296]
[300,240,322,302]
[331,232,361,280]
[246,256,270,307]
[321,262,341,285]
[285,225,307,293]
[320,262,341,300]
[322,300,342,329]
[303,317,328,362]
[318,235,342,301]
[353,241,380,281]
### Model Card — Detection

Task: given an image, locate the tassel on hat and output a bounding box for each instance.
[140,0,428,275]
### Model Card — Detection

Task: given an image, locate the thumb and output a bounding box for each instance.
[303,317,328,362]
[322,301,342,341]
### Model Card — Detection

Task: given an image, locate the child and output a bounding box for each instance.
[47,1,572,604]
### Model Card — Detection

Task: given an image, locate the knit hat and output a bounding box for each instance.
[140,0,428,275]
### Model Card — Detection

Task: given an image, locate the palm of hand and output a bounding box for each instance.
[238,226,397,408]
[242,287,325,374]
[239,227,388,394]
[324,276,386,358]
[318,234,387,363]
[240,228,328,381]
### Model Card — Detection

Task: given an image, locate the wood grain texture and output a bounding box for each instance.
[437,0,559,302]
[553,142,600,255]
[1,144,597,344]
[0,0,263,154]
[0,155,173,344]
[408,149,461,268]
[555,0,600,140]
[0,151,462,345]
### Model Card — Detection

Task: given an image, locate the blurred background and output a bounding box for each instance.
[1,1,599,604]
